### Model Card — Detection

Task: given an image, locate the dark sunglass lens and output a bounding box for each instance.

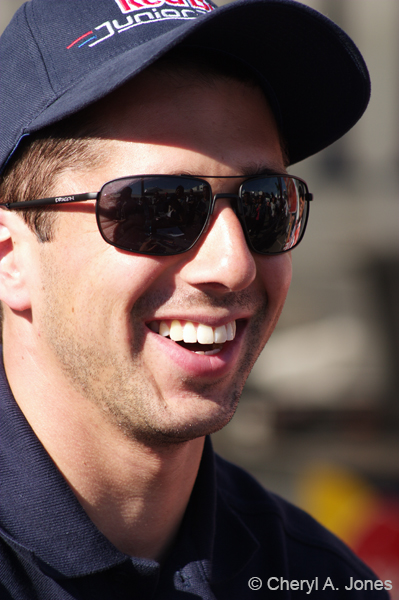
[241,176,308,254]
[97,177,211,255]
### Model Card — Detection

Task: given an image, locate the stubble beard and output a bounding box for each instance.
[38,259,271,448]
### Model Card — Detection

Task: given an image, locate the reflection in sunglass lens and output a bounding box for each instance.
[97,176,211,255]
[241,176,308,254]
[95,174,309,256]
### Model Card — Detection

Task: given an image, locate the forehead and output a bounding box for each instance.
[84,69,285,177]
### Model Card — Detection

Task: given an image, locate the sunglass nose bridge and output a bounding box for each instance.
[212,193,242,216]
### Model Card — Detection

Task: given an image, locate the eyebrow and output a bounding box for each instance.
[238,163,288,177]
[178,164,287,178]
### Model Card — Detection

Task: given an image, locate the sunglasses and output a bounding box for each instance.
[3,174,312,256]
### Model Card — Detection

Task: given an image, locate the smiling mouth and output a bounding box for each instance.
[147,319,237,355]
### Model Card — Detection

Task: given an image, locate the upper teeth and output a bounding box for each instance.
[149,319,236,344]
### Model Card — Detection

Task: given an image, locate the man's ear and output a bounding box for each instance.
[0,209,32,312]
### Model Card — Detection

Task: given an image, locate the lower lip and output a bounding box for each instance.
[146,325,245,378]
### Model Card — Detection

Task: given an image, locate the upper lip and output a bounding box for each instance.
[144,314,249,327]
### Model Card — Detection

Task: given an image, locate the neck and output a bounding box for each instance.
[3,331,205,561]
[60,428,205,560]
[67,434,205,560]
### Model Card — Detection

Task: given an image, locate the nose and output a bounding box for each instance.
[179,198,257,292]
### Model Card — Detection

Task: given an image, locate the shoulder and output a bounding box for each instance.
[213,453,391,598]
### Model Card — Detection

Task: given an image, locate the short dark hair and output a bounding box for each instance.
[0,115,105,242]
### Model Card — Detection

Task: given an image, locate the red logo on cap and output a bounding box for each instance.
[115,0,214,13]
[67,0,215,51]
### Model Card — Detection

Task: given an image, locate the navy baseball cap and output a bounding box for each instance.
[0,0,370,172]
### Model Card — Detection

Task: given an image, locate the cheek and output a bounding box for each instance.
[257,253,292,310]
[37,231,175,329]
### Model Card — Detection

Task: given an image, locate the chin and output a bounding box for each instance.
[115,389,241,447]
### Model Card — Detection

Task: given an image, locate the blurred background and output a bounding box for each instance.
[1,0,398,588]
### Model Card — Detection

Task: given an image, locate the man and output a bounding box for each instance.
[0,0,391,598]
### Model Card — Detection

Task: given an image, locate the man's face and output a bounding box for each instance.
[32,71,292,445]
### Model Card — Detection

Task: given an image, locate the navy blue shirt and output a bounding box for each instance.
[0,357,390,599]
